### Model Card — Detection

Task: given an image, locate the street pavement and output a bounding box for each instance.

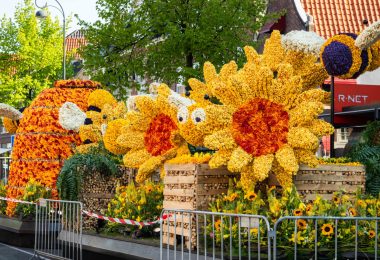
[0,242,34,260]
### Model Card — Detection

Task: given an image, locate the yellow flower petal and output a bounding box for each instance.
[275,145,299,173]
[308,119,335,137]
[289,102,324,127]
[134,96,158,119]
[253,154,274,181]
[116,129,145,149]
[287,127,319,150]
[227,147,252,172]
[204,129,236,150]
[293,148,319,167]
[208,150,232,169]
[136,156,163,183]
[123,149,151,168]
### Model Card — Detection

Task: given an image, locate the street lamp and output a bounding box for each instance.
[35,0,66,80]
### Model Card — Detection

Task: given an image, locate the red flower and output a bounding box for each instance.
[144,114,178,156]
[231,98,289,157]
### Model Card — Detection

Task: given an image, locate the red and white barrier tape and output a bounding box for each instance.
[0,196,36,205]
[0,196,169,226]
[82,210,170,226]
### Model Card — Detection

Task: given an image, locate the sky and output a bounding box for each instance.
[0,0,99,33]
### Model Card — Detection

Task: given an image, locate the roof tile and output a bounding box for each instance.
[300,0,380,39]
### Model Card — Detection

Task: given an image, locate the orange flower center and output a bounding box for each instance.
[231,98,289,157]
[144,113,178,156]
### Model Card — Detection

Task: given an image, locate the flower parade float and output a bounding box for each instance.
[0,80,101,216]
[0,80,99,246]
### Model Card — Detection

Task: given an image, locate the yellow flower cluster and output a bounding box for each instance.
[2,117,18,134]
[317,157,362,166]
[368,40,380,71]
[103,119,129,155]
[107,181,163,225]
[77,89,127,153]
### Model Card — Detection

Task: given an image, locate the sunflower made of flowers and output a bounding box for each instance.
[194,49,334,190]
[117,84,188,183]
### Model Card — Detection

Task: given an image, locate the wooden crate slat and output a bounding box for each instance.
[295,183,360,193]
[268,164,365,201]
[165,163,196,171]
[164,213,192,224]
[299,164,365,172]
[163,201,194,210]
[162,225,191,237]
[196,188,228,196]
[164,175,195,184]
[164,189,195,197]
[162,234,179,246]
[196,164,232,176]
[295,173,364,182]
[197,177,230,184]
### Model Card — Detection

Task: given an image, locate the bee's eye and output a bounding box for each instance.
[177,107,189,124]
[102,114,107,120]
[191,108,206,124]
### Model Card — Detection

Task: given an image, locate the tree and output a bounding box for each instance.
[0,0,65,107]
[80,0,278,98]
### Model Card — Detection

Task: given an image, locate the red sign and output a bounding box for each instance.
[333,79,380,126]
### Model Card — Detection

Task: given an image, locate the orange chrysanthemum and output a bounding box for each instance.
[231,98,289,157]
[144,113,178,156]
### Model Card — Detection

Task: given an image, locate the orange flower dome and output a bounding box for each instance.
[6,80,98,215]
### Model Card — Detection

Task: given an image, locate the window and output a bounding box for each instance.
[340,128,350,141]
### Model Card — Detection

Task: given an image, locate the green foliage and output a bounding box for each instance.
[57,142,119,201]
[0,0,68,107]
[79,0,278,99]
[104,181,163,235]
[362,120,380,146]
[0,181,6,215]
[208,182,380,256]
[348,121,380,195]
[15,179,52,219]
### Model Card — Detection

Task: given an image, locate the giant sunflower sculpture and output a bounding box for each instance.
[116,84,189,183]
[194,48,334,191]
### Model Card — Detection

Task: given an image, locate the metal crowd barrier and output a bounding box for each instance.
[273,216,380,260]
[32,199,83,260]
[160,209,272,260]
